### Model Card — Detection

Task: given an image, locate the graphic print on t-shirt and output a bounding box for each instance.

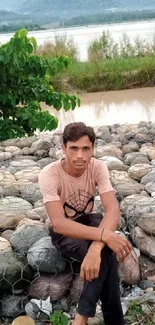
[63,189,94,219]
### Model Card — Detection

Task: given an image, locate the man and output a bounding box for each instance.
[39,122,132,325]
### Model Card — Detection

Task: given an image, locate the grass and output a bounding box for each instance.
[52,56,155,93]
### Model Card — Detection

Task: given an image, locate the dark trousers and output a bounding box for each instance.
[49,213,125,325]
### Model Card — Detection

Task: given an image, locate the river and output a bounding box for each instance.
[42,87,155,130]
[0,20,155,61]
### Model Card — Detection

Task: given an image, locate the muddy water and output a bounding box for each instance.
[43,87,155,130]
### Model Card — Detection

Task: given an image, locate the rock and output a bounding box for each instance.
[27,237,66,273]
[55,148,64,160]
[17,183,42,204]
[117,124,138,135]
[21,147,32,155]
[131,226,155,261]
[49,147,56,158]
[100,156,128,171]
[52,134,62,146]
[145,287,154,293]
[7,160,38,174]
[147,147,155,160]
[94,126,112,143]
[1,229,14,241]
[122,143,139,154]
[147,275,155,283]
[110,171,142,198]
[118,246,141,285]
[28,272,73,300]
[0,238,32,290]
[0,211,26,230]
[26,207,47,221]
[30,139,53,153]
[37,158,54,169]
[95,145,123,160]
[70,275,83,305]
[128,164,152,181]
[11,316,35,325]
[141,170,155,185]
[131,156,150,166]
[5,146,22,156]
[95,196,104,213]
[17,218,46,230]
[1,294,28,317]
[0,170,19,197]
[0,152,12,161]
[137,213,155,236]
[34,149,48,158]
[138,121,147,128]
[145,182,155,194]
[10,224,48,254]
[0,197,32,214]
[124,152,147,166]
[14,167,40,183]
[120,195,155,221]
[33,200,44,208]
[140,255,155,279]
[138,280,154,290]
[135,133,152,144]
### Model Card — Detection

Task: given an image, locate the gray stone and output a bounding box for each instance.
[10,224,48,254]
[110,171,142,198]
[94,126,112,143]
[135,133,152,144]
[30,139,52,153]
[18,183,42,204]
[137,213,155,236]
[138,280,154,290]
[145,182,155,194]
[0,152,12,161]
[14,167,41,183]
[28,272,73,301]
[0,238,32,290]
[131,156,150,166]
[141,170,155,185]
[128,164,152,181]
[122,143,139,154]
[1,294,28,317]
[140,254,155,279]
[7,159,38,174]
[100,156,128,171]
[95,145,123,160]
[131,226,155,261]
[27,237,66,273]
[0,197,32,214]
[37,158,54,169]
[124,152,148,166]
[120,194,155,221]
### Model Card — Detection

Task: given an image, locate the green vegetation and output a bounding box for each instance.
[125,300,155,324]
[0,29,80,141]
[50,310,68,325]
[64,9,155,27]
[0,23,42,33]
[49,32,155,93]
[37,36,78,61]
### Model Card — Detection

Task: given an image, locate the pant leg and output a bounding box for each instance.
[49,213,124,323]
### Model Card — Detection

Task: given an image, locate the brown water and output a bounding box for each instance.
[44,87,155,130]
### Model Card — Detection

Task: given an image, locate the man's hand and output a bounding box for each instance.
[102,229,132,261]
[80,246,101,282]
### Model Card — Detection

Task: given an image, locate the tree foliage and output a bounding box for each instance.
[0,29,80,140]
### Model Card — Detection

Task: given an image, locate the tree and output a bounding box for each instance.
[0,29,80,140]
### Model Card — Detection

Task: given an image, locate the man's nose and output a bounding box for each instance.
[77,149,83,158]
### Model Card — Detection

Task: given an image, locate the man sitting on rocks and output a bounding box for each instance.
[39,122,132,325]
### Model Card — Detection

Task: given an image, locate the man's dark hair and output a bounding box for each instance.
[63,122,96,146]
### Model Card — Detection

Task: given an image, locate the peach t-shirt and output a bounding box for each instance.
[39,157,114,220]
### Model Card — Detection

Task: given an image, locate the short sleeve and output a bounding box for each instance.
[38,169,60,204]
[95,160,114,194]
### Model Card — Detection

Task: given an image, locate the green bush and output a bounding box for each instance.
[37,36,78,61]
[0,29,80,141]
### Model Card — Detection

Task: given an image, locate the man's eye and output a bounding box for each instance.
[84,147,89,151]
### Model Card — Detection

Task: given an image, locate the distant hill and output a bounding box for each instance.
[1,0,155,18]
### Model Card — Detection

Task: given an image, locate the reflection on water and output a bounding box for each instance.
[44,87,155,130]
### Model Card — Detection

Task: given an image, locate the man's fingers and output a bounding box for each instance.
[80,266,85,282]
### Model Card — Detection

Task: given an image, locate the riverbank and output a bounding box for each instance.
[1,122,155,324]
[52,55,155,93]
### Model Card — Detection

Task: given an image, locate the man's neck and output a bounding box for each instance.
[62,159,85,178]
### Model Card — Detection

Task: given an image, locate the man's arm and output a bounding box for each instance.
[45,201,103,242]
[89,191,120,252]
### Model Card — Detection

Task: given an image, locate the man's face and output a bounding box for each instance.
[63,136,94,170]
